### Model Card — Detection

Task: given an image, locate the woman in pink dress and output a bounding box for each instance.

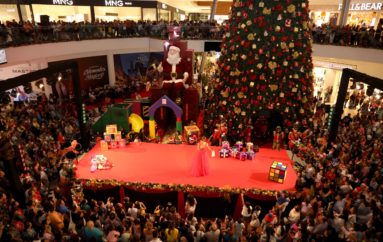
[191,136,211,177]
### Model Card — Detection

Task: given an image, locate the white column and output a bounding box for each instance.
[107,53,116,86]
[338,0,351,27]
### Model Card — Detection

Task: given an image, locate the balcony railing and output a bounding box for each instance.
[0,22,382,49]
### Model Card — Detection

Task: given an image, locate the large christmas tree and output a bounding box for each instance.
[204,0,314,142]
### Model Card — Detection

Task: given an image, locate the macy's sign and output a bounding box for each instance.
[83,65,106,81]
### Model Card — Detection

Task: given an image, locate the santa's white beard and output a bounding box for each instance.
[167,53,182,65]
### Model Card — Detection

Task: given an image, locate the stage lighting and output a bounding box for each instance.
[58,73,62,81]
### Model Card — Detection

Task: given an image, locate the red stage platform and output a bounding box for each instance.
[76,143,297,194]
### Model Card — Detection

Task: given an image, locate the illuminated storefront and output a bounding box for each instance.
[0,0,184,23]
[310,0,383,28]
[312,60,357,104]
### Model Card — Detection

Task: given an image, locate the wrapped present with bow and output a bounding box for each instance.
[236,151,247,161]
[247,150,256,160]
[231,147,238,157]
[235,141,243,150]
[222,141,230,149]
[246,142,254,151]
[219,148,230,158]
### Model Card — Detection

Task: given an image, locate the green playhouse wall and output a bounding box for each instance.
[92,104,132,135]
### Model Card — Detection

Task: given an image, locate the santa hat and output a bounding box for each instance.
[169,46,180,52]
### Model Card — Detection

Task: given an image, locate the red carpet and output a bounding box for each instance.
[76,143,297,192]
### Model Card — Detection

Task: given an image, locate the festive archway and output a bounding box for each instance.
[148,95,183,139]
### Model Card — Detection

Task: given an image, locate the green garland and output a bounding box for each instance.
[79,178,294,197]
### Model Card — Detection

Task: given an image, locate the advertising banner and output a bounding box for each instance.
[113,52,163,86]
[48,55,108,98]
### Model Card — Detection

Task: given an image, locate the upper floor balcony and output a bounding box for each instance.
[1,23,383,78]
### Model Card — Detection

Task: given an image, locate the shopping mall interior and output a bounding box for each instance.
[0,0,383,241]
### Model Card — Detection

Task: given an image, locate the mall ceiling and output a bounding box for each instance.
[162,0,342,14]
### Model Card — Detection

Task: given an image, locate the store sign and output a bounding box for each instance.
[314,60,357,70]
[104,0,133,6]
[83,65,106,81]
[52,0,74,5]
[338,2,383,11]
[0,63,48,81]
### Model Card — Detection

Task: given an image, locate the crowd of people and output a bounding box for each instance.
[1,18,383,49]
[0,78,382,242]
[0,19,224,47]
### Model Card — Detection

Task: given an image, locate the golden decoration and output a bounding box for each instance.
[269,84,278,91]
[247,33,255,40]
[268,61,277,70]
[287,4,296,13]
[263,7,271,15]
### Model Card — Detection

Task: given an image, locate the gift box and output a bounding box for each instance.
[246,142,254,151]
[184,125,200,145]
[100,140,108,151]
[235,141,243,151]
[219,148,230,158]
[114,132,122,141]
[222,141,230,149]
[269,161,287,183]
[247,150,255,160]
[236,151,247,161]
[110,141,117,149]
[118,140,126,148]
[104,133,112,142]
[231,147,238,157]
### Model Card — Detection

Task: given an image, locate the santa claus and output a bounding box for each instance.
[158,45,189,90]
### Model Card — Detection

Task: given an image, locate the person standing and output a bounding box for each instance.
[191,136,211,177]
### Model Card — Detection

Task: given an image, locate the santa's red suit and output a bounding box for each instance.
[161,58,189,90]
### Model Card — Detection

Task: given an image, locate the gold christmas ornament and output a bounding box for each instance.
[241,23,246,29]
[234,107,241,114]
[246,20,252,26]
[241,54,247,60]
[287,4,296,13]
[250,82,255,87]
[237,12,241,17]
[263,8,271,15]
[289,42,295,48]
[283,60,288,66]
[275,25,281,32]
[302,21,308,30]
[300,108,305,114]
[241,111,246,116]
[259,1,264,7]
[268,61,277,70]
[237,91,244,98]
[222,100,227,105]
[293,51,299,59]
[269,84,278,91]
[279,92,285,98]
[294,27,299,32]
[247,33,255,40]
[225,33,230,38]
[221,90,229,97]
[293,74,299,79]
[252,44,257,49]
[257,63,263,69]
[280,42,287,49]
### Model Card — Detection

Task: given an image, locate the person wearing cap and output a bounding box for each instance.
[272,126,284,151]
